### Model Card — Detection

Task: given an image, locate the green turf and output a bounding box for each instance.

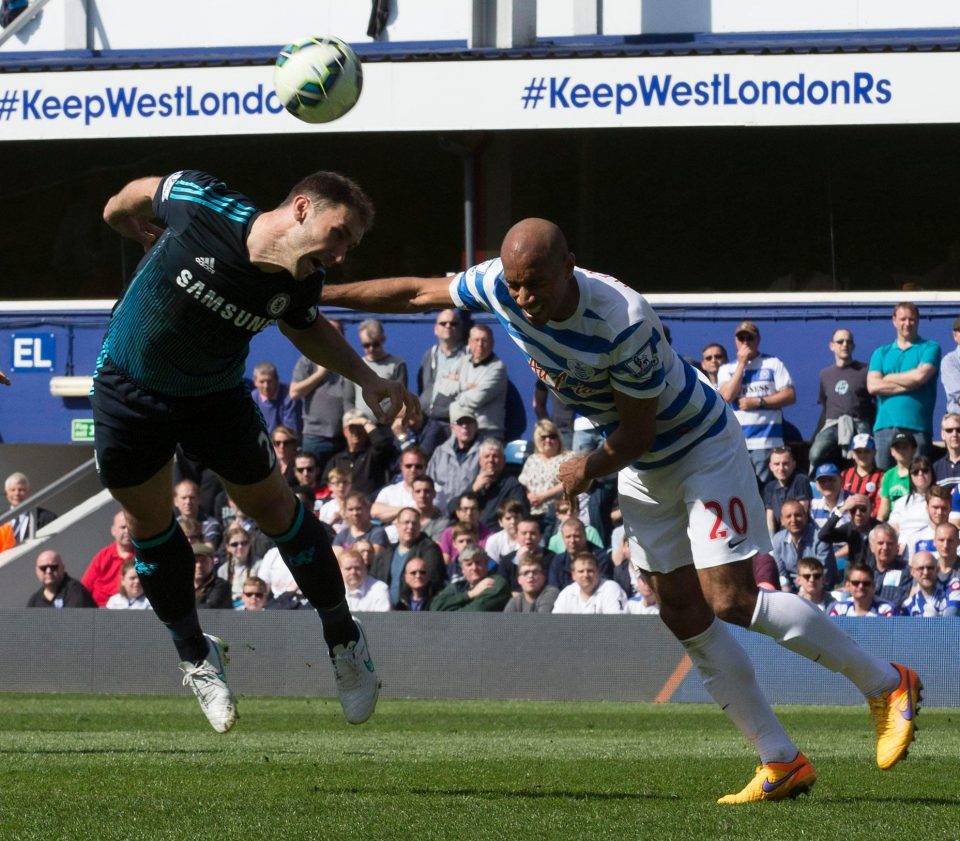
[0,694,955,841]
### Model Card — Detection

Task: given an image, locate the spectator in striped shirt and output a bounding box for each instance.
[718,321,796,483]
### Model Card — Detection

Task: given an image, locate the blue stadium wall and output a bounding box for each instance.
[2,298,959,444]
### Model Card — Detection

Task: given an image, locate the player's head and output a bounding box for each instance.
[500,218,575,326]
[280,171,374,229]
[278,171,374,277]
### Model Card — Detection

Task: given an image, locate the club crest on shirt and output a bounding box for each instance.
[624,346,659,381]
[266,293,291,317]
[568,359,596,381]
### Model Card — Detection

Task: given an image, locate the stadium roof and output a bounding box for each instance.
[3,27,960,73]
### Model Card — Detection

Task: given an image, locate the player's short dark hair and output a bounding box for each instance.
[282,171,375,231]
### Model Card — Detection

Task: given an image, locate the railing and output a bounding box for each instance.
[0,456,97,537]
[0,0,53,47]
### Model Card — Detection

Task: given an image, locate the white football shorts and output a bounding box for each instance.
[619,416,772,575]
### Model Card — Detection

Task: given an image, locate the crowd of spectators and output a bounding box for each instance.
[9,302,960,617]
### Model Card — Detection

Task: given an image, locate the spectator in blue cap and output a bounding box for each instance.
[809,463,847,538]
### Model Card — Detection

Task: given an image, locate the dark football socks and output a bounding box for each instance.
[131,517,208,665]
[265,500,359,652]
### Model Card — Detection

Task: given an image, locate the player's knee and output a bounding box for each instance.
[711,590,757,627]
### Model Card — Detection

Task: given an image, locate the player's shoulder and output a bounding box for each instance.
[156,169,258,217]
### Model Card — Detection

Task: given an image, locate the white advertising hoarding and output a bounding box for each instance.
[0,51,957,141]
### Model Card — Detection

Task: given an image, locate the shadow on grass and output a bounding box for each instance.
[313,784,678,802]
[0,748,223,756]
[310,784,960,807]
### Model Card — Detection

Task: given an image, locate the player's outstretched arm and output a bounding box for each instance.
[322,276,454,314]
[102,176,165,249]
[0,370,10,386]
[280,316,421,426]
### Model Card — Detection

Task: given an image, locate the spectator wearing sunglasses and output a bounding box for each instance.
[238,576,269,611]
[809,329,875,469]
[933,413,960,486]
[417,309,467,458]
[26,550,95,608]
[829,562,898,617]
[270,426,301,488]
[717,320,796,483]
[218,522,263,606]
[795,557,836,613]
[699,343,727,387]
[343,318,408,426]
[518,418,574,518]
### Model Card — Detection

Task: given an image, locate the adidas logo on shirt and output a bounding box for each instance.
[195,257,216,274]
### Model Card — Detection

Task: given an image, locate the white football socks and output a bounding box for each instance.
[681,618,798,764]
[749,588,898,698]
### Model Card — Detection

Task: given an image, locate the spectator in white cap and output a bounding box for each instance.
[841,433,883,518]
[426,402,482,503]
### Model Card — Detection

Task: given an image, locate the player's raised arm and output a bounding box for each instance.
[102,176,166,249]
[279,315,420,426]
[322,276,455,314]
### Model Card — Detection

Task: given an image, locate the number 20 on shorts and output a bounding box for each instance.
[703,497,747,540]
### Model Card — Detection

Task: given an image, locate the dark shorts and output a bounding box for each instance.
[91,358,276,489]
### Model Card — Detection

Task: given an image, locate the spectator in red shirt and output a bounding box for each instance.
[81,510,135,607]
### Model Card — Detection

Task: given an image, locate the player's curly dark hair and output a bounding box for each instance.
[281,171,375,231]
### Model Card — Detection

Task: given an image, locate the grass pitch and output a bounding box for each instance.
[0,694,956,841]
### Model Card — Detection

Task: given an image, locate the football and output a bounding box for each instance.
[274,36,363,124]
